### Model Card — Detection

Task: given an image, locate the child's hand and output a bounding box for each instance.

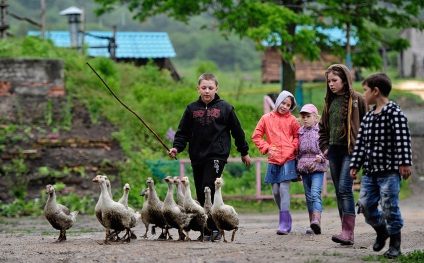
[168,148,178,158]
[307,162,315,173]
[323,149,328,158]
[314,155,322,163]
[399,165,412,180]
[241,155,252,167]
[350,168,358,180]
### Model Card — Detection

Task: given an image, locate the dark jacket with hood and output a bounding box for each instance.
[318,64,368,155]
[173,94,249,165]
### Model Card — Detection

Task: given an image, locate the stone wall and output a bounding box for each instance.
[0,59,66,124]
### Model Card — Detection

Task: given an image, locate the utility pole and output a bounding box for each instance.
[0,0,9,39]
[40,0,45,39]
[81,8,85,52]
[109,25,117,61]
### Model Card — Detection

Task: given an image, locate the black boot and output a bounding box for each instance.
[384,232,401,259]
[372,222,389,251]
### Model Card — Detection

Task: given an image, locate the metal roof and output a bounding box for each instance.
[59,6,83,16]
[27,31,176,59]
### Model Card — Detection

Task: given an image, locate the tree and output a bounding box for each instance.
[94,0,424,93]
[307,0,424,72]
[94,0,322,94]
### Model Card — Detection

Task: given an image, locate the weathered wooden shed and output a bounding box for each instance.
[261,28,358,83]
[261,47,349,83]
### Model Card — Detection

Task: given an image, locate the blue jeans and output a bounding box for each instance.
[327,145,355,218]
[357,173,403,235]
[302,172,324,213]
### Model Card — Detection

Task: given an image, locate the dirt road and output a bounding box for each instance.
[1,191,423,263]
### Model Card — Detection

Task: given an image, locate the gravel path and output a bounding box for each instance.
[1,192,423,263]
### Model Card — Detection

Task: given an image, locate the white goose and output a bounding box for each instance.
[44,184,78,242]
[140,188,153,238]
[95,175,134,242]
[173,176,185,207]
[93,175,112,239]
[118,183,141,239]
[204,186,218,235]
[145,177,171,240]
[211,177,239,242]
[181,176,207,241]
[162,176,193,241]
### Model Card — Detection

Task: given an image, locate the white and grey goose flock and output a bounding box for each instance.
[180,176,208,241]
[44,184,78,242]
[211,177,239,242]
[94,175,135,242]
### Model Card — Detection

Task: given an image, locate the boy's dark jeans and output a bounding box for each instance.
[357,173,403,235]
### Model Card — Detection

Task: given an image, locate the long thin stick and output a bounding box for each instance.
[86,62,176,159]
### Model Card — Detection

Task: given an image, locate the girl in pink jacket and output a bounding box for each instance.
[252,90,300,235]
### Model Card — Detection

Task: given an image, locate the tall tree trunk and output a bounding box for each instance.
[281,59,296,94]
[280,19,298,94]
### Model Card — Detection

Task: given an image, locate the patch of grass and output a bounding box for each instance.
[322,251,342,257]
[397,250,424,263]
[362,250,424,263]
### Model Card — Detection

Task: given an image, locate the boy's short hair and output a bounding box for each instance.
[362,73,392,97]
[198,73,218,86]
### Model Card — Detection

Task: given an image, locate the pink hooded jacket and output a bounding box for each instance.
[252,91,300,165]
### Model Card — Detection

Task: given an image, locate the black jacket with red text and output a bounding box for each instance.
[173,94,249,165]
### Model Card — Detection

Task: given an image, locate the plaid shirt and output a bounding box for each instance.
[350,101,412,176]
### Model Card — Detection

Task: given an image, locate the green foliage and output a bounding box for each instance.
[60,97,73,130]
[196,61,219,77]
[0,198,44,217]
[45,99,53,126]
[1,158,29,199]
[38,166,72,180]
[362,250,424,263]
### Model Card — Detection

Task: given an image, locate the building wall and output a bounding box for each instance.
[261,47,352,83]
[399,28,424,78]
[0,59,66,124]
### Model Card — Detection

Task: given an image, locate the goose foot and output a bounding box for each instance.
[56,230,66,242]
[231,228,238,242]
[130,230,137,239]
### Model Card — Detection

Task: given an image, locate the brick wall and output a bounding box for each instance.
[0,59,66,124]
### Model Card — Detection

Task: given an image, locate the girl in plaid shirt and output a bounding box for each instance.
[350,72,412,259]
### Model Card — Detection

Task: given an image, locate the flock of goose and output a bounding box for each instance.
[43,175,239,244]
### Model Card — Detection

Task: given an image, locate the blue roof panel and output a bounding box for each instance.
[28,31,176,58]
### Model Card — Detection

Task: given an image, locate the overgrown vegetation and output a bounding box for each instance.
[0,36,421,217]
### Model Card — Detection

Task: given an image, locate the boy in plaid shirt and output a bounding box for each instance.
[350,73,412,259]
